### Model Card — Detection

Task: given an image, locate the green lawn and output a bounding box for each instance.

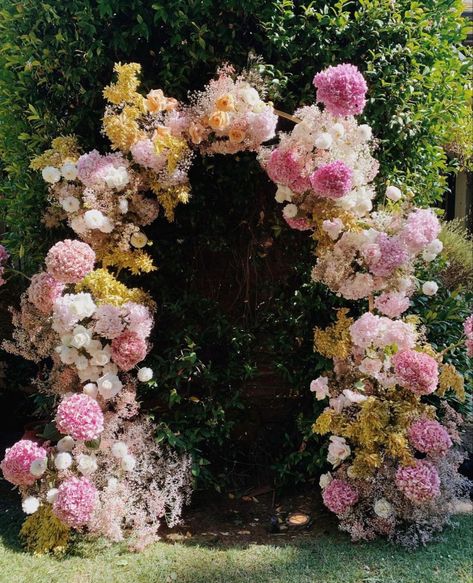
[1,497,472,583]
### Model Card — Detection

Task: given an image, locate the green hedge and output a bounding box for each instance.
[0,0,470,489]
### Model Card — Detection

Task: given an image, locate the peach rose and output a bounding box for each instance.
[146,89,167,113]
[208,110,229,131]
[215,93,235,112]
[228,128,246,143]
[153,126,171,139]
[189,122,205,145]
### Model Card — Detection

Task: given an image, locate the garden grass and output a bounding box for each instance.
[0,497,472,583]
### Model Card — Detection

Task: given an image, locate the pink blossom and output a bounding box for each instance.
[310,376,330,400]
[245,110,278,146]
[53,477,97,528]
[111,331,148,371]
[27,272,65,314]
[374,292,410,319]
[131,139,166,172]
[467,338,473,358]
[464,314,473,339]
[379,320,416,351]
[400,209,441,254]
[322,478,359,514]
[284,216,312,231]
[93,304,125,339]
[350,312,382,349]
[359,357,383,377]
[0,440,47,486]
[392,350,438,395]
[313,64,368,116]
[395,460,441,503]
[265,148,309,193]
[76,150,127,188]
[368,234,408,277]
[123,302,153,339]
[408,418,452,455]
[309,160,353,199]
[45,239,95,284]
[56,393,104,441]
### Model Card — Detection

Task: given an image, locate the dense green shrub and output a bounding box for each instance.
[0,0,470,489]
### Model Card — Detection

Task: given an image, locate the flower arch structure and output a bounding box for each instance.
[2,62,470,551]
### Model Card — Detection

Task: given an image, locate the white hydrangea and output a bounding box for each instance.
[111,442,128,459]
[22,496,40,514]
[103,166,129,190]
[314,132,333,149]
[77,454,98,475]
[84,209,107,230]
[137,367,153,382]
[29,457,47,477]
[356,124,372,142]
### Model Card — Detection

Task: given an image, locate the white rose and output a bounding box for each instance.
[319,472,333,490]
[104,166,129,190]
[54,452,73,470]
[30,457,47,477]
[111,442,128,459]
[137,367,153,382]
[275,185,293,204]
[386,186,402,202]
[60,196,80,213]
[22,496,40,514]
[74,354,90,371]
[70,325,92,349]
[89,349,110,367]
[70,215,88,235]
[327,436,351,467]
[356,124,372,142]
[314,132,333,149]
[77,454,98,475]
[42,166,61,184]
[46,488,59,504]
[422,281,438,296]
[57,345,79,365]
[282,203,298,219]
[238,85,260,107]
[343,389,367,404]
[118,198,129,214]
[61,162,78,181]
[330,123,345,139]
[121,454,136,472]
[130,232,148,248]
[69,293,96,319]
[322,218,344,240]
[374,498,393,519]
[426,239,443,255]
[84,209,106,230]
[57,436,75,452]
[97,372,123,400]
[83,382,98,398]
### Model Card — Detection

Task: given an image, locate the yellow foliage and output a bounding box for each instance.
[151,181,190,222]
[438,363,465,401]
[314,308,353,359]
[30,136,80,170]
[103,62,144,108]
[20,505,70,555]
[312,409,334,435]
[76,268,153,307]
[100,249,157,275]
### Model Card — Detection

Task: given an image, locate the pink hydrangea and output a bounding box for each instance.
[400,209,441,254]
[464,314,473,339]
[395,460,441,503]
[350,312,382,349]
[131,139,166,172]
[374,292,410,319]
[266,148,309,193]
[56,393,104,441]
[111,331,148,371]
[76,150,126,188]
[53,477,97,528]
[93,304,125,339]
[392,350,438,395]
[245,110,278,147]
[408,418,452,455]
[466,338,473,358]
[368,234,408,277]
[322,478,359,514]
[284,216,312,231]
[309,161,353,199]
[313,64,368,116]
[1,440,47,486]
[380,320,416,351]
[124,302,153,339]
[27,272,65,314]
[45,239,95,284]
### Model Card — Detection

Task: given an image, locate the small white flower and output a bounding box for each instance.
[83,382,98,398]
[74,354,90,371]
[97,372,123,400]
[386,186,402,202]
[118,198,129,214]
[57,436,75,452]
[46,488,59,504]
[54,452,73,471]
[77,454,98,475]
[70,215,88,235]
[426,239,443,255]
[238,85,260,107]
[111,442,128,459]
[42,166,61,184]
[282,203,298,219]
[99,217,114,234]
[330,123,345,139]
[60,196,80,213]
[137,367,153,382]
[314,132,333,149]
[121,454,136,472]
[275,184,293,204]
[22,496,40,515]
[422,251,437,263]
[130,231,148,248]
[103,166,129,190]
[30,458,47,477]
[61,162,78,181]
[374,498,393,519]
[69,293,96,319]
[70,325,92,349]
[57,345,79,365]
[319,472,332,490]
[422,281,438,296]
[84,209,106,230]
[107,477,119,488]
[346,465,357,479]
[356,124,372,142]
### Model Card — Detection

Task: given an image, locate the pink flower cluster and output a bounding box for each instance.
[367,234,408,277]
[309,160,353,199]
[76,150,127,188]
[56,393,104,441]
[350,312,416,351]
[313,63,368,116]
[111,331,148,371]
[45,239,95,284]
[0,244,9,286]
[53,477,97,528]
[27,272,65,314]
[392,350,438,396]
[399,209,440,254]
[374,292,410,319]
[408,418,452,455]
[464,314,473,357]
[266,149,309,193]
[284,216,313,231]
[395,460,441,503]
[322,478,359,514]
[0,440,47,486]
[131,139,166,172]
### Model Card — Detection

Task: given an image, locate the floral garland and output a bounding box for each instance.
[1,61,471,552]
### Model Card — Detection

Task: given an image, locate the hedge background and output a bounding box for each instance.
[0,0,471,490]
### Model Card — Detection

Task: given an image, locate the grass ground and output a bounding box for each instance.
[1,490,472,583]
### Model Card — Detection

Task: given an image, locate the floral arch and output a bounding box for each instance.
[1,62,471,552]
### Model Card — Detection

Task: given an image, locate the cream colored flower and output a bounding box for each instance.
[215,93,235,112]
